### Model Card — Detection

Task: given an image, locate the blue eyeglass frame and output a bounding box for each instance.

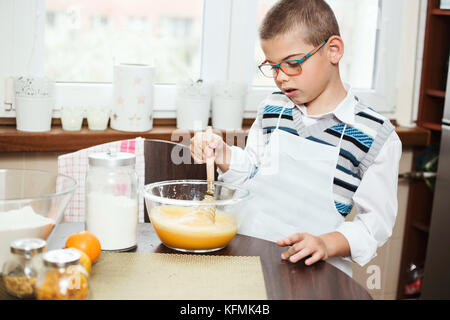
[258,40,327,78]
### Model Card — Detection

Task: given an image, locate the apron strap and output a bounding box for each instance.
[337,124,347,150]
[275,106,288,130]
[276,106,347,151]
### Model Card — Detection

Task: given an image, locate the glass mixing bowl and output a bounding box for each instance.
[143,180,251,253]
[0,169,77,271]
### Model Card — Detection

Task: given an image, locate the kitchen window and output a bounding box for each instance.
[44,0,203,84]
[0,0,408,120]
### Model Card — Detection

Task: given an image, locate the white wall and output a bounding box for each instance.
[0,0,14,111]
[395,0,423,126]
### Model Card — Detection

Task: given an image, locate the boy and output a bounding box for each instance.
[191,0,401,276]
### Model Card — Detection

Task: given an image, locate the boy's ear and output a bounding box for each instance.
[326,35,344,65]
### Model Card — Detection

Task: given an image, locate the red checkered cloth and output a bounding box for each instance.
[58,138,145,222]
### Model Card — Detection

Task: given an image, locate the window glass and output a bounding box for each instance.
[44,0,203,83]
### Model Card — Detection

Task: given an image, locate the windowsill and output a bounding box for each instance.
[0,119,252,152]
[0,120,430,153]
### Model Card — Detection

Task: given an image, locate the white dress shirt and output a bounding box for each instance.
[218,87,402,267]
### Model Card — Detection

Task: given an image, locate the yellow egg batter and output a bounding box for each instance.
[150,205,238,251]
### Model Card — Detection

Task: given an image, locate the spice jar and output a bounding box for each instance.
[2,238,46,298]
[85,150,138,251]
[36,248,89,300]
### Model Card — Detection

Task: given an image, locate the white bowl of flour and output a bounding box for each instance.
[0,169,77,271]
[0,206,55,268]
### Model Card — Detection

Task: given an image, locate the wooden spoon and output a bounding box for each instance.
[202,126,216,222]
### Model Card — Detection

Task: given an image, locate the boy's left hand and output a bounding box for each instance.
[276,233,329,265]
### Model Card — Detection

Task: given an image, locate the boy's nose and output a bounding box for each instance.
[275,68,290,82]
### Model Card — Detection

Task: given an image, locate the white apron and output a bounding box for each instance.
[238,107,352,277]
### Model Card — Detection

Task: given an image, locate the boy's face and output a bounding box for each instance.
[261,30,333,106]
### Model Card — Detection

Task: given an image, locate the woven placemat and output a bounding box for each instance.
[88,252,267,300]
[0,253,267,300]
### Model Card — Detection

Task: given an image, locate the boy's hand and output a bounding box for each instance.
[190,130,231,172]
[276,233,329,266]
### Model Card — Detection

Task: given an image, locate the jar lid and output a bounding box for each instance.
[10,238,46,256]
[42,248,80,268]
[88,149,136,167]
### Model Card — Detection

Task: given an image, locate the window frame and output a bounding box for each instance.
[1,0,408,120]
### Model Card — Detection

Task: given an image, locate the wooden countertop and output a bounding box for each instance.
[0,222,372,300]
[48,223,371,300]
[0,121,430,153]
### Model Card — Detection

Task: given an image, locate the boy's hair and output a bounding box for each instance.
[259,0,340,46]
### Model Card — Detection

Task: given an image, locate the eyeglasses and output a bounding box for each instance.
[258,41,327,78]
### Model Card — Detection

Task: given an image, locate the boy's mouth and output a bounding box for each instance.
[283,88,298,98]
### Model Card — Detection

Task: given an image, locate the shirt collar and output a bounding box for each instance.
[296,83,356,126]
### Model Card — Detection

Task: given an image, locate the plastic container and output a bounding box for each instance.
[142,180,250,252]
[85,150,138,251]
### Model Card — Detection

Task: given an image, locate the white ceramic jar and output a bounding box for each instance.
[111,64,154,132]
[212,81,247,130]
[176,80,212,131]
[14,76,55,132]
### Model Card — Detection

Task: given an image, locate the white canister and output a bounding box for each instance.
[14,76,55,132]
[85,151,138,251]
[15,97,54,132]
[176,80,211,130]
[111,64,154,132]
[212,82,247,130]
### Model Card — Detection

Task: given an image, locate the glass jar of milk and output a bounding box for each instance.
[85,150,138,251]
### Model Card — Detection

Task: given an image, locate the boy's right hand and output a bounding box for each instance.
[190,130,231,173]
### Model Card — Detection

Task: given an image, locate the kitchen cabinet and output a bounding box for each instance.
[397,0,450,299]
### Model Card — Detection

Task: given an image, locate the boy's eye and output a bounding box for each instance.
[284,61,299,67]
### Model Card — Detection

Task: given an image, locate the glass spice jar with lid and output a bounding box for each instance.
[35,248,89,300]
[2,238,46,299]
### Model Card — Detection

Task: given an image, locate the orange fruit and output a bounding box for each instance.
[71,248,92,274]
[65,231,101,263]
